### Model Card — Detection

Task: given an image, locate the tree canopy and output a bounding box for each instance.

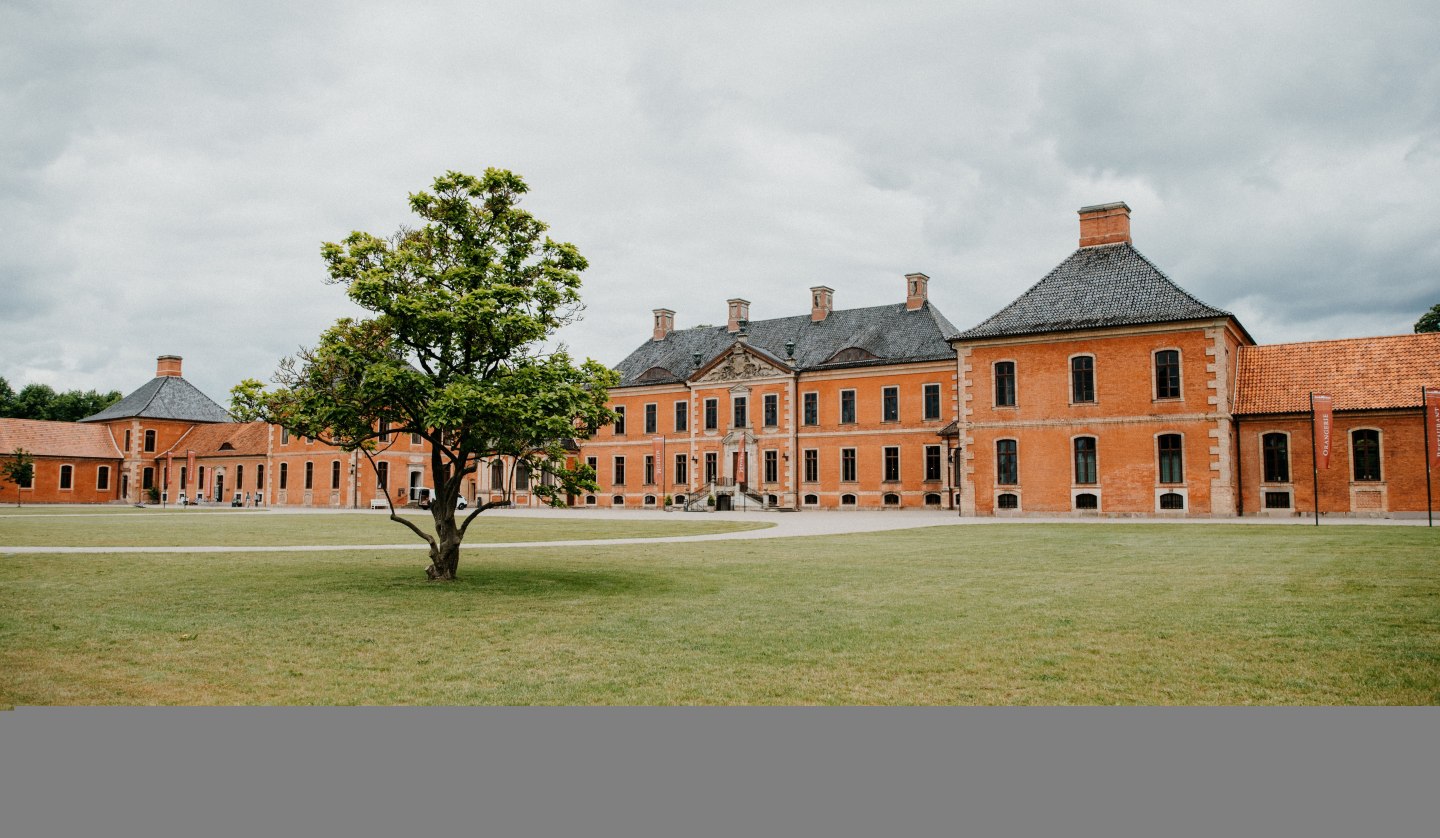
[1,448,35,507]
[0,378,121,422]
[1415,303,1440,333]
[244,169,617,580]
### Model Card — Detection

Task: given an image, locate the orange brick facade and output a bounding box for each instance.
[5,202,1436,519]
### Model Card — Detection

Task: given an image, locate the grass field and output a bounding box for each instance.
[2,523,1437,705]
[0,510,772,547]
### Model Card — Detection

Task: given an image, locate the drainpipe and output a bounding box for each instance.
[1234,416,1243,517]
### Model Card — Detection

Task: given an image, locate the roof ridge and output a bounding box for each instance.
[1241,331,1440,351]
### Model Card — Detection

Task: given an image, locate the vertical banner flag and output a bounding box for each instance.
[653,436,665,487]
[186,450,196,489]
[165,451,174,488]
[1426,388,1440,470]
[1312,393,1334,469]
[736,449,747,486]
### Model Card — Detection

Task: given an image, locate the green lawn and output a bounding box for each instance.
[2,524,1437,705]
[0,511,772,547]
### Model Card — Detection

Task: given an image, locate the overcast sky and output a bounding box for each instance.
[3,0,1438,401]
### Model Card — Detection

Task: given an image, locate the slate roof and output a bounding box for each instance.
[166,421,270,457]
[613,302,961,387]
[79,375,232,424]
[956,243,1232,340]
[1234,333,1440,415]
[0,418,122,459]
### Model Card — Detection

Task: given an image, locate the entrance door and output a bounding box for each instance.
[121,473,129,501]
[409,470,423,501]
[716,494,732,511]
[215,473,225,502]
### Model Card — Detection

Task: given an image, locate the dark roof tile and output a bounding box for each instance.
[80,376,232,424]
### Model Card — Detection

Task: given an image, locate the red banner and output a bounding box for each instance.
[1426,388,1440,470]
[165,451,174,489]
[736,449,747,485]
[1312,393,1334,470]
[653,436,665,486]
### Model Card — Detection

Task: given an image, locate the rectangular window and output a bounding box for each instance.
[410,433,422,446]
[763,394,778,427]
[305,461,314,490]
[331,460,341,490]
[1071,356,1095,403]
[198,466,205,490]
[256,464,264,490]
[1352,430,1381,481]
[378,421,390,442]
[704,452,717,483]
[763,450,778,483]
[644,403,657,434]
[1158,434,1184,484]
[236,465,245,492]
[732,397,747,429]
[586,456,597,478]
[802,392,818,426]
[1155,350,1181,399]
[923,384,941,421]
[491,461,506,490]
[841,448,857,482]
[613,406,625,435]
[996,440,1018,485]
[377,462,388,490]
[883,447,900,481]
[840,390,856,424]
[613,456,626,486]
[516,463,531,491]
[144,430,156,452]
[644,455,655,485]
[143,467,154,490]
[704,399,718,430]
[279,463,288,490]
[674,454,687,485]
[925,446,941,481]
[281,428,290,445]
[994,362,1016,407]
[59,464,73,490]
[1264,491,1291,509]
[97,466,110,491]
[1074,437,1097,485]
[124,429,132,451]
[882,387,899,422]
[1262,433,1290,483]
[803,449,819,483]
[674,401,688,432]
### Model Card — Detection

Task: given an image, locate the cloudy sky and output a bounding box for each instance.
[3,0,1438,401]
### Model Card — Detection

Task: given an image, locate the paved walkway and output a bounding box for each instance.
[1,505,1431,554]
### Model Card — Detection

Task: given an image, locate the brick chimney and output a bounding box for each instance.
[905,273,929,311]
[652,308,675,342]
[156,355,183,377]
[810,286,834,322]
[1078,202,1131,248]
[727,298,750,334]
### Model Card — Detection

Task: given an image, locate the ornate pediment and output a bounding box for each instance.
[694,344,789,384]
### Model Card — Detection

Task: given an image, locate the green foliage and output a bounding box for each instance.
[1415,303,1440,333]
[262,169,618,578]
[229,378,268,422]
[1,448,35,506]
[0,377,121,422]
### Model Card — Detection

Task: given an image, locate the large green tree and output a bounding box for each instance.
[1,448,35,507]
[1416,303,1440,333]
[0,378,121,421]
[243,169,617,580]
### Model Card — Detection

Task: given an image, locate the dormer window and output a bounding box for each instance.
[823,346,879,365]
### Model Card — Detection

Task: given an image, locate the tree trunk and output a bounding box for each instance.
[425,540,462,580]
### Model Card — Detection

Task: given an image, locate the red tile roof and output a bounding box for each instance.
[166,422,270,457]
[0,418,122,459]
[1235,332,1440,415]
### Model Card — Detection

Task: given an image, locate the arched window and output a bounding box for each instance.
[1352,430,1381,481]
[255,464,264,490]
[1157,434,1184,484]
[1073,437,1097,485]
[585,495,597,506]
[1262,433,1289,483]
[997,493,1018,510]
[804,494,819,506]
[840,494,857,506]
[1074,493,1098,510]
[883,493,901,506]
[924,493,941,506]
[766,494,778,507]
[331,460,341,490]
[996,439,1018,485]
[1154,350,1181,399]
[144,429,157,452]
[643,495,656,506]
[612,495,625,506]
[516,462,531,491]
[1159,492,1185,510]
[490,461,505,490]
[279,462,288,490]
[304,461,314,490]
[59,464,73,490]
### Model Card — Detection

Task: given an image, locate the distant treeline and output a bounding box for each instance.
[0,377,123,422]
